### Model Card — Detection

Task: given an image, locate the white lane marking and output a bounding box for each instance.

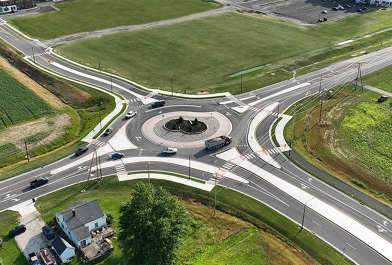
[136,137,141,141]
[346,243,356,250]
[377,225,388,233]
[313,221,321,226]
[308,178,312,182]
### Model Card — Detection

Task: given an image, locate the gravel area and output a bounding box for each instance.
[153,116,220,142]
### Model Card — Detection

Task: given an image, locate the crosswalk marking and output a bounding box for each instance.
[93,140,106,148]
[209,174,222,183]
[244,153,256,160]
[221,162,235,170]
[128,98,140,103]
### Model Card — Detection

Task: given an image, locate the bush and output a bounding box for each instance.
[106,213,114,225]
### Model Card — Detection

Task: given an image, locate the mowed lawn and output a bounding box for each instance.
[9,0,217,40]
[56,10,392,94]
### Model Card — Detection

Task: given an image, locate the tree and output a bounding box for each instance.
[118,182,191,265]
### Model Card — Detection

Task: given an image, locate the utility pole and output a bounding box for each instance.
[319,75,322,94]
[24,140,30,162]
[87,148,99,187]
[319,92,323,122]
[358,63,363,93]
[110,76,113,92]
[98,56,101,73]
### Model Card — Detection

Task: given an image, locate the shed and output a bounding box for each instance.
[51,236,75,262]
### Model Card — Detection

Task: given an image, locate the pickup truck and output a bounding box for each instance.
[30,176,49,188]
[28,252,41,265]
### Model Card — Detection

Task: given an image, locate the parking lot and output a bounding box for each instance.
[238,0,378,24]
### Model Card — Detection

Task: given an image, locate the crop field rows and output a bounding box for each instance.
[0,70,53,130]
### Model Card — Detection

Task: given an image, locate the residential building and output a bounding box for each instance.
[55,200,107,248]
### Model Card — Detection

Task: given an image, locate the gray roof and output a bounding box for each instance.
[72,225,90,241]
[52,236,75,254]
[59,200,104,231]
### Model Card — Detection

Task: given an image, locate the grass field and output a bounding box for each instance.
[55,9,392,94]
[0,211,29,265]
[284,86,392,204]
[30,177,352,265]
[9,0,218,40]
[0,70,53,130]
[362,64,392,93]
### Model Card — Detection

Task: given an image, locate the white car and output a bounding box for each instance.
[125,111,137,119]
[162,147,177,154]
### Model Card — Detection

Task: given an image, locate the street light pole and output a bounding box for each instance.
[188,154,191,180]
[240,75,243,93]
[171,75,174,96]
[301,197,314,230]
[98,56,101,73]
[24,140,30,162]
[148,162,150,183]
[32,47,35,63]
[289,109,297,157]
[110,76,112,92]
[214,174,217,216]
[99,111,102,130]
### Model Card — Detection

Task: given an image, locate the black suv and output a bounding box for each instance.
[9,224,26,236]
[75,146,88,156]
[30,176,49,188]
[151,100,165,109]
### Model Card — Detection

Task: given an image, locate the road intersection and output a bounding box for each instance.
[1,15,392,265]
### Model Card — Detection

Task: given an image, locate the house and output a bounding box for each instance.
[0,0,33,13]
[56,200,107,248]
[51,236,75,262]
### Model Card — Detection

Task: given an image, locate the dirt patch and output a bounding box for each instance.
[0,113,71,150]
[0,56,64,109]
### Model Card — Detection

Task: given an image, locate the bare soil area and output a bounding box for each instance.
[0,113,71,150]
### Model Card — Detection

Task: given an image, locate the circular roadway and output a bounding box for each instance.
[141,111,232,148]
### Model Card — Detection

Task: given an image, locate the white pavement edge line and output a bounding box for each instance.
[220,148,392,262]
[248,83,310,107]
[21,58,126,143]
[49,50,231,99]
[274,114,292,151]
[248,103,281,168]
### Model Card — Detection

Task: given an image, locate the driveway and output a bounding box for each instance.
[10,202,52,260]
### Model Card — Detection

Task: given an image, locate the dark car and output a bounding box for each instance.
[9,224,26,236]
[363,6,369,10]
[357,8,363,12]
[151,100,165,109]
[42,225,55,240]
[30,176,49,188]
[111,152,125,160]
[74,146,88,156]
[104,127,113,136]
[378,95,388,103]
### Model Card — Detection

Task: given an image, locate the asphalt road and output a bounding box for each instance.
[1,15,392,265]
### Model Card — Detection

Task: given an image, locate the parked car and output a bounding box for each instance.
[162,147,177,154]
[151,100,165,109]
[345,4,351,8]
[42,225,55,240]
[111,152,125,159]
[9,224,26,236]
[321,10,328,14]
[378,95,388,103]
[363,6,369,10]
[30,176,49,188]
[357,8,363,12]
[125,111,137,119]
[104,127,113,136]
[338,5,345,10]
[332,6,339,10]
[74,146,88,156]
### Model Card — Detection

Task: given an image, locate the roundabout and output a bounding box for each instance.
[141,111,232,149]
